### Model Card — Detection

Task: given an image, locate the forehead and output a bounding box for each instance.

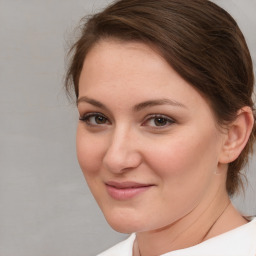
[82,39,167,77]
[80,39,182,91]
[79,40,214,117]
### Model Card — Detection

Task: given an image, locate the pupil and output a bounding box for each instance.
[96,116,106,124]
[154,118,167,126]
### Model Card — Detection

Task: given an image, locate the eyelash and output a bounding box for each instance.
[142,114,175,128]
[79,113,175,128]
[79,112,110,126]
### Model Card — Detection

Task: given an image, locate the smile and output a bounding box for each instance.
[105,181,154,200]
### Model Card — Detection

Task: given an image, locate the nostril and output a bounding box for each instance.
[103,148,142,174]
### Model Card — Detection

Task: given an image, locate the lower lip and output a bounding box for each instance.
[106,185,152,200]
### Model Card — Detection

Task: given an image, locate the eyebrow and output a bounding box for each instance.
[133,98,187,111]
[77,96,108,110]
[77,96,187,111]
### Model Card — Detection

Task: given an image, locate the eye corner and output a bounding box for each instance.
[79,112,111,126]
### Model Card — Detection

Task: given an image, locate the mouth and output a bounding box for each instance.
[105,181,154,200]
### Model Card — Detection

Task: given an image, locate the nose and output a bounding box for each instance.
[102,127,142,174]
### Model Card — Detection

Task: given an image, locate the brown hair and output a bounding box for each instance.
[65,0,256,196]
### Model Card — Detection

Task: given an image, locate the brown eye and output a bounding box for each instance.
[94,115,107,124]
[142,114,175,128]
[79,113,110,126]
[154,117,168,126]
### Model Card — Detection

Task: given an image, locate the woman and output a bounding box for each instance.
[65,0,256,255]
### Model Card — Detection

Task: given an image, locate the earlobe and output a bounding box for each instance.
[219,106,254,164]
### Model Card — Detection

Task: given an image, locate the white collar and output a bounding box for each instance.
[161,217,256,256]
[98,217,256,256]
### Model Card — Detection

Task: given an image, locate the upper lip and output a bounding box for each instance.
[106,181,154,189]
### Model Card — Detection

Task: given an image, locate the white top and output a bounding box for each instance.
[97,217,256,256]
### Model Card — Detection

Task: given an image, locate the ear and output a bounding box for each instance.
[219,106,254,164]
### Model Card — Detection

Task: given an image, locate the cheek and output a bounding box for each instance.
[144,126,220,183]
[76,127,104,178]
[139,129,221,223]
[76,127,110,212]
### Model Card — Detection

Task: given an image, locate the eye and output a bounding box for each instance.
[79,113,110,126]
[143,115,175,128]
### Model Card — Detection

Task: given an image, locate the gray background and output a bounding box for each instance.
[0,0,255,255]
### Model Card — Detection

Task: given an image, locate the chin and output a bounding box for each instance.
[108,221,137,234]
[103,208,145,234]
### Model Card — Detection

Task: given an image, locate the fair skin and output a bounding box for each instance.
[76,40,253,256]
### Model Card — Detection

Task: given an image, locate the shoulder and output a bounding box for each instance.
[164,217,256,256]
[97,234,135,256]
[97,219,256,256]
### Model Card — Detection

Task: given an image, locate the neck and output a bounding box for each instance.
[134,187,245,256]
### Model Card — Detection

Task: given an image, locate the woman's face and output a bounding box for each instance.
[77,40,226,233]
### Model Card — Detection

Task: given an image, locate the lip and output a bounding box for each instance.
[105,181,154,200]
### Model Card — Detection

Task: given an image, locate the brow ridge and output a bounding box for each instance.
[133,98,187,112]
[77,96,186,111]
[77,96,108,110]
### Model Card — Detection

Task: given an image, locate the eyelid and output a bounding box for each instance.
[79,112,111,125]
[142,114,176,127]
